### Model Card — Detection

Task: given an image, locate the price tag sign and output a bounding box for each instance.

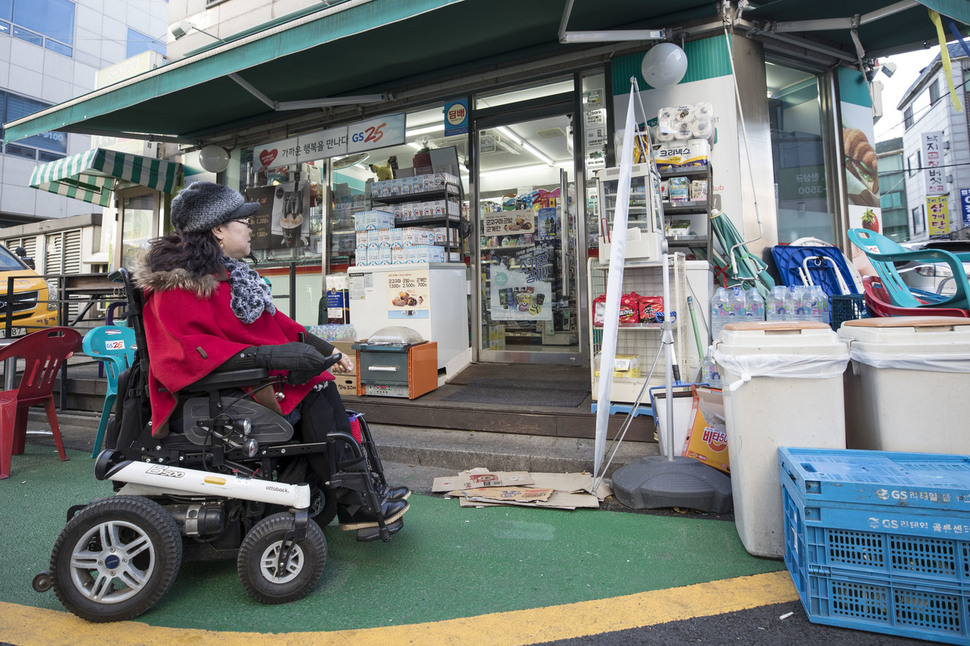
[347,113,405,154]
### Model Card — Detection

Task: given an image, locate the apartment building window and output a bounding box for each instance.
[907,151,920,177]
[903,106,914,130]
[912,205,925,236]
[0,0,75,57]
[929,78,942,104]
[0,91,67,161]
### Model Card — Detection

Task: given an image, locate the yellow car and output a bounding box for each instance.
[0,245,57,338]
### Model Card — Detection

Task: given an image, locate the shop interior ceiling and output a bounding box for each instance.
[3,0,968,153]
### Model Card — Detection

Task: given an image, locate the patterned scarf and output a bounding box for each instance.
[222,255,276,324]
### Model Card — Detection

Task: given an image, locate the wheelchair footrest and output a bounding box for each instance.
[355,518,404,543]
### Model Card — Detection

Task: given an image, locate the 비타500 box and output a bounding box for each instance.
[779,446,970,645]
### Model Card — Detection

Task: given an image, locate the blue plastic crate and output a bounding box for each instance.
[780,447,970,512]
[783,483,970,644]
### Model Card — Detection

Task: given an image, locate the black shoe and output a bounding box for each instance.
[338,499,409,531]
[384,485,411,501]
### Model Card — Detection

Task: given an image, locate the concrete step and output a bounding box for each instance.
[28,410,656,477]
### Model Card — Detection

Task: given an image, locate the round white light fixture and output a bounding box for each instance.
[641,42,688,89]
[199,144,230,173]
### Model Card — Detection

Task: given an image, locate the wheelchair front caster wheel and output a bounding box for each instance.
[237,513,327,604]
[32,571,52,593]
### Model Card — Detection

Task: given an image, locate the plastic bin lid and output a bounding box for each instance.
[838,316,970,355]
[716,321,846,356]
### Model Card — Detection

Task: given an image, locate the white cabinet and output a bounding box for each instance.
[348,262,470,374]
[587,254,689,410]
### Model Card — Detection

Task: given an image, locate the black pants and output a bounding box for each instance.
[295,383,369,484]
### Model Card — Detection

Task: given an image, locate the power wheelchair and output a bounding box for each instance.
[32,268,406,623]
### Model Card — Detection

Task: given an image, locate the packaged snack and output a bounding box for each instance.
[619,292,640,326]
[638,295,664,323]
[668,176,689,202]
[690,179,707,202]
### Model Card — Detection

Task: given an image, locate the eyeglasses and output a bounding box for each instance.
[232,218,253,228]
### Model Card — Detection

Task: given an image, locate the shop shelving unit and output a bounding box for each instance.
[659,165,712,261]
[371,174,466,263]
[587,253,689,413]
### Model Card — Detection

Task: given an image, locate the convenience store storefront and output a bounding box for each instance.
[6,0,969,377]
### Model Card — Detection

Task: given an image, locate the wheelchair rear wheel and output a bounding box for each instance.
[50,496,183,622]
[236,513,327,604]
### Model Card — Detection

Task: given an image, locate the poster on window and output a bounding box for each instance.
[489,265,552,321]
[386,270,430,319]
[243,186,277,250]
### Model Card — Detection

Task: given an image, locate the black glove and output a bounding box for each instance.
[252,343,341,385]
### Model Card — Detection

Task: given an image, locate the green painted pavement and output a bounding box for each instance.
[1,446,783,632]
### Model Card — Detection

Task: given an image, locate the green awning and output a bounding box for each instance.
[29,148,183,206]
[2,0,968,147]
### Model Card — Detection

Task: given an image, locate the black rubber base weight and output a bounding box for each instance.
[611,456,733,514]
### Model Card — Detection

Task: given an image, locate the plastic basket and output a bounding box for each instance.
[783,484,970,644]
[830,293,867,331]
[780,447,970,644]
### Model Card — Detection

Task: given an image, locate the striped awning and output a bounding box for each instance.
[28,148,183,206]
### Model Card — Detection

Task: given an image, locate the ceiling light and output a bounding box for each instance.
[406,124,444,137]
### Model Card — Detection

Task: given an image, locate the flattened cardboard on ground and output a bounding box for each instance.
[460,487,554,504]
[459,491,601,510]
[440,470,611,510]
[431,469,533,492]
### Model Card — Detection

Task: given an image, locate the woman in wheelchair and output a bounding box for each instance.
[133,181,410,532]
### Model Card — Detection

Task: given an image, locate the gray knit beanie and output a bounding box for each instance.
[171,181,259,233]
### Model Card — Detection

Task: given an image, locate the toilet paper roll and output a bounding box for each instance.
[656,129,675,142]
[695,102,714,119]
[674,128,692,140]
[658,107,676,122]
[673,105,695,122]
[691,119,713,138]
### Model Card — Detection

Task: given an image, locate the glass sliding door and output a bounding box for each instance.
[475,110,582,364]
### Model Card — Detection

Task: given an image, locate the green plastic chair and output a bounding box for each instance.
[82,325,136,457]
[847,228,970,311]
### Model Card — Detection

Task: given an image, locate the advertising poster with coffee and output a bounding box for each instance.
[386,270,430,319]
[271,183,310,248]
[489,265,552,321]
[243,185,277,250]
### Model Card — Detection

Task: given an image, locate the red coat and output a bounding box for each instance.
[142,274,332,437]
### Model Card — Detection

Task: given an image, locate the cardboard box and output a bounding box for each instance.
[330,341,358,395]
[684,387,729,473]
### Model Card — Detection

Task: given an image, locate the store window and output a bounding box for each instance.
[241,103,469,326]
[766,62,835,242]
[0,91,67,160]
[1,0,75,56]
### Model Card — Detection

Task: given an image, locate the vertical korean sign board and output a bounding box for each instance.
[922,132,948,235]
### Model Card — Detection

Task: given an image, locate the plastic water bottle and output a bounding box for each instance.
[788,285,809,321]
[766,286,787,322]
[710,287,731,341]
[699,347,722,388]
[745,289,766,322]
[807,286,830,325]
[727,286,746,328]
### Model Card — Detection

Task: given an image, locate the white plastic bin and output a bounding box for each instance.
[713,321,849,559]
[837,316,970,453]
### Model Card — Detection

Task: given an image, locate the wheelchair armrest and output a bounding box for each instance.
[183,368,271,392]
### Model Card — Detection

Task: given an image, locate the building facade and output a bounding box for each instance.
[898,42,970,240]
[0,0,169,226]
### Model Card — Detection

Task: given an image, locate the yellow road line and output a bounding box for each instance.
[0,571,798,646]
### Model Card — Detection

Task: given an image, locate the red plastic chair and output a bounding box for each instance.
[0,327,82,479]
[862,276,969,318]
